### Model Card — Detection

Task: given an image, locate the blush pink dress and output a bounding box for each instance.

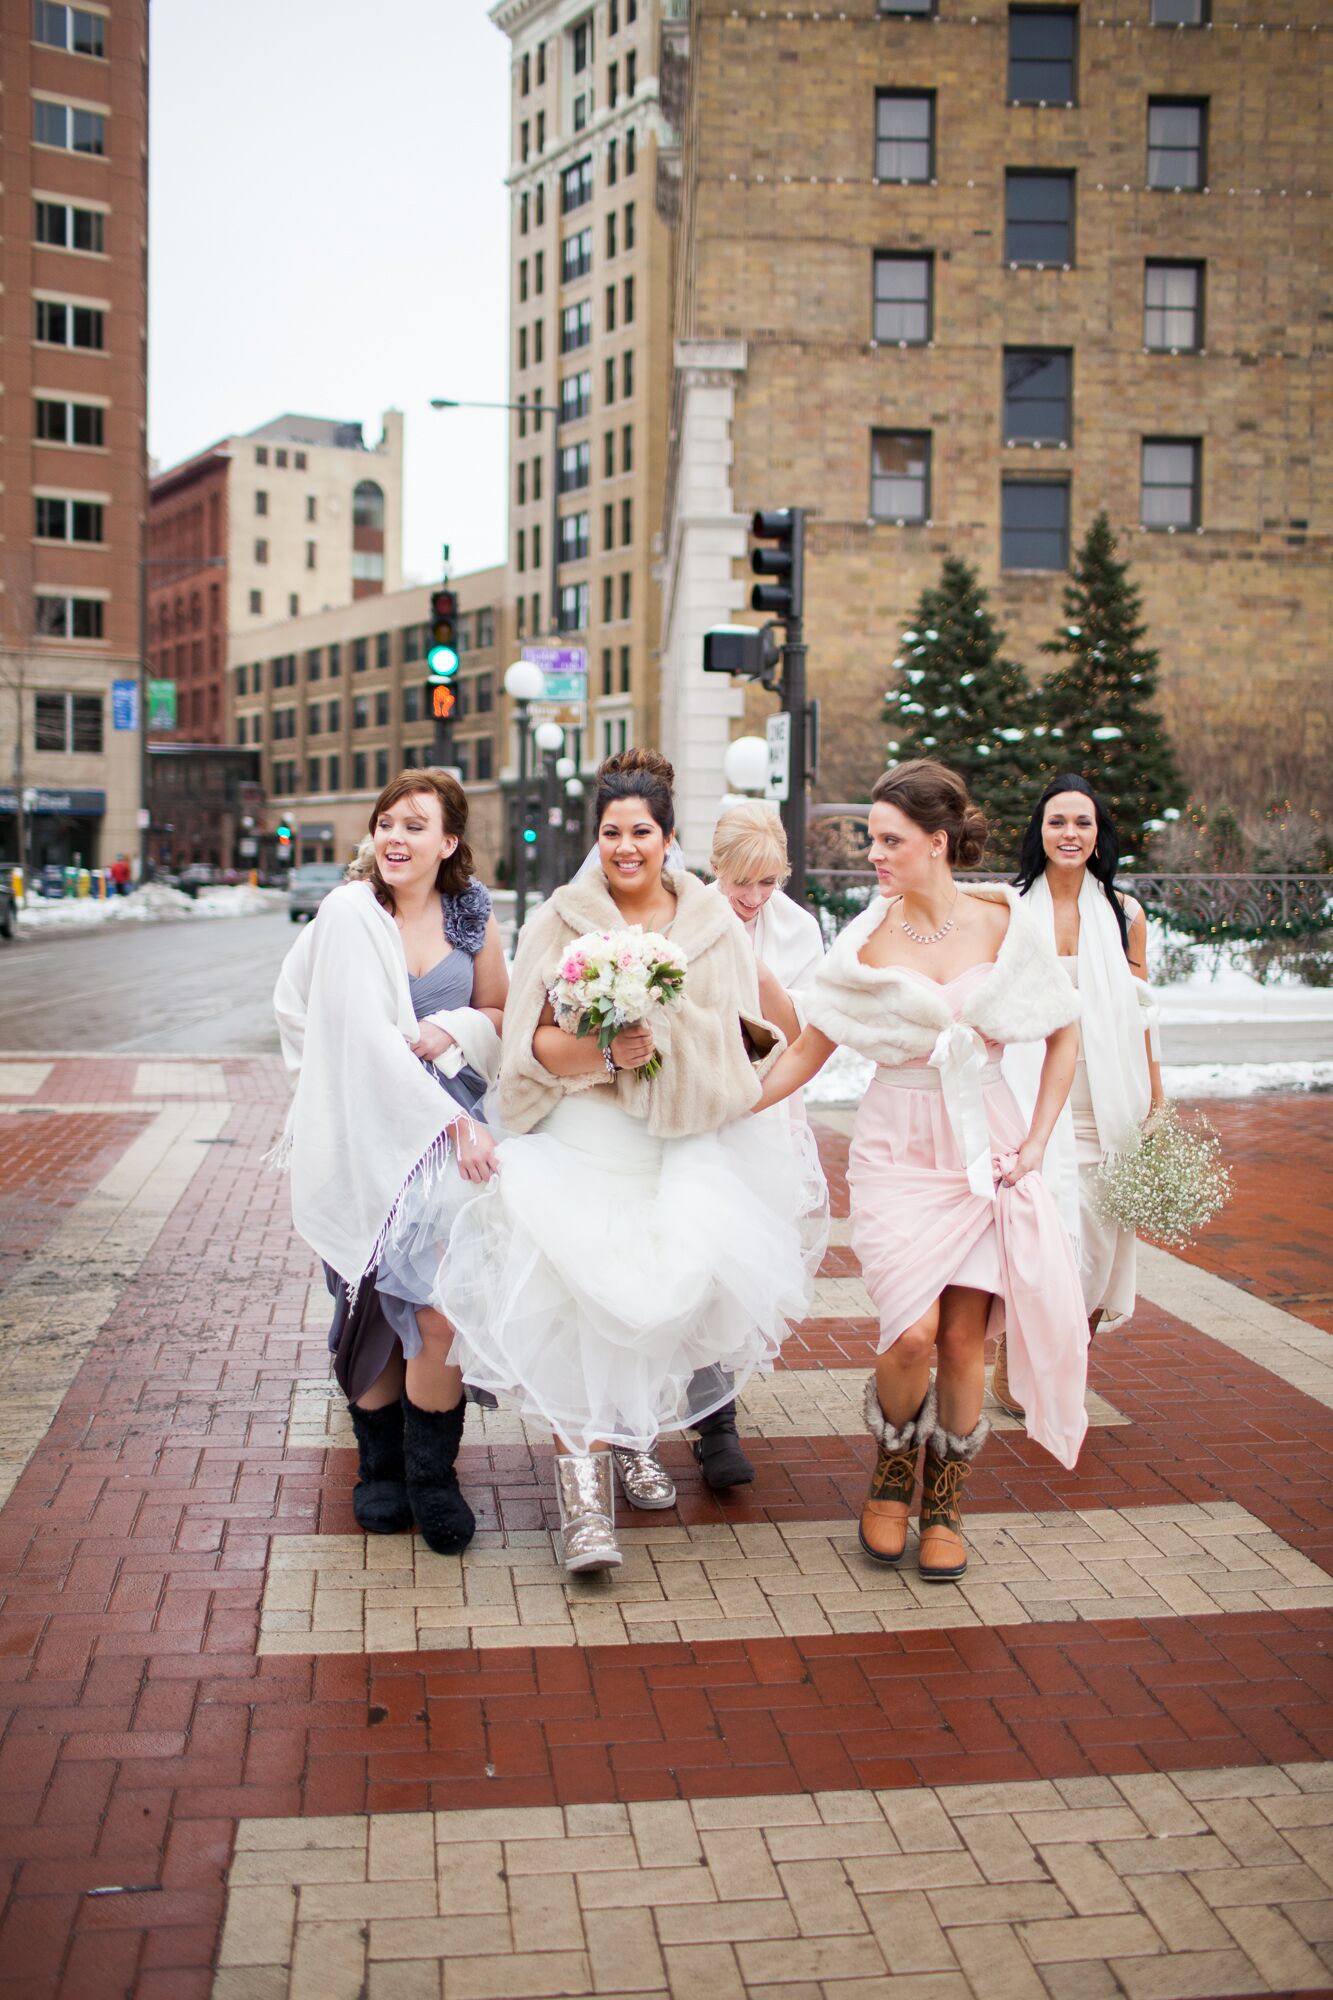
[847,962,1089,1469]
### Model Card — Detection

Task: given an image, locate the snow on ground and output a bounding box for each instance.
[16,884,285,930]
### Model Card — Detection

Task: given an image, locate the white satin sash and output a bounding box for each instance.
[873,1029,998,1202]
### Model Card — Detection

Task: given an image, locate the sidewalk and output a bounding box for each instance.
[0,1056,1330,1999]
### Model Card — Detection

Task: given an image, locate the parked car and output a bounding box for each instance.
[287,863,345,923]
[0,878,16,939]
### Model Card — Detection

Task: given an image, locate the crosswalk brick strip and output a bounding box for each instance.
[0,1057,1329,2000]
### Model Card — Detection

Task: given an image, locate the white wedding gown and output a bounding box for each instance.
[430,1091,827,1451]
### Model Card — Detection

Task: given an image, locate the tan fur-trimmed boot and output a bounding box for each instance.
[859,1380,936,1566]
[990,1334,1023,1420]
[918,1410,990,1583]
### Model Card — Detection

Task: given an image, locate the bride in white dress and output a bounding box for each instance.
[437,749,819,1573]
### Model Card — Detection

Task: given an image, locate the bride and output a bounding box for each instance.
[438,748,817,1573]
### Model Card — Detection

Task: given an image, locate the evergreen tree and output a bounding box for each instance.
[882,556,1045,864]
[1038,513,1186,859]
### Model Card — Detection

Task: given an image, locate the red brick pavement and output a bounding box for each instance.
[0,1060,1329,1995]
[0,1113,150,1287]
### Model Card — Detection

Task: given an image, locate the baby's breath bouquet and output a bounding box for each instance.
[1094,1103,1232,1249]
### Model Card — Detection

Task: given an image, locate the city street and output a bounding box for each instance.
[0,1049,1329,1998]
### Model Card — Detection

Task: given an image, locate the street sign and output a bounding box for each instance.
[522,645,587,728]
[136,807,151,830]
[765,712,791,802]
[112,680,139,731]
[147,680,177,729]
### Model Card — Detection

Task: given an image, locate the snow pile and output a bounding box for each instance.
[17,883,283,930]
[192,885,283,918]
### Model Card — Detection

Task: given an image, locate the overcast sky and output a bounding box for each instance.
[148,0,512,585]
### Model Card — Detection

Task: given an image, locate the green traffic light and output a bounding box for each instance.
[521,828,538,845]
[427,644,460,681]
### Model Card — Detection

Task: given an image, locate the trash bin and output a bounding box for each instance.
[42,864,65,899]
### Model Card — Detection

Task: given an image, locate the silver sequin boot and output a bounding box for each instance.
[554,1451,623,1573]
[611,1443,677,1510]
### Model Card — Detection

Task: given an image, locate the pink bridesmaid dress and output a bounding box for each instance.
[848,962,1089,1469]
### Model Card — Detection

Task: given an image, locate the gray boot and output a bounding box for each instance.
[554,1452,623,1573]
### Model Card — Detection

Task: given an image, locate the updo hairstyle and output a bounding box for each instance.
[870,759,988,869]
[366,768,474,909]
[595,747,676,839]
[710,800,790,886]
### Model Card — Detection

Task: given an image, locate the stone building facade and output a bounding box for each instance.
[656,0,1330,854]
[0,0,149,876]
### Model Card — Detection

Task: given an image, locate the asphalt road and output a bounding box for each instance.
[0,909,1328,1064]
[0,910,294,1055]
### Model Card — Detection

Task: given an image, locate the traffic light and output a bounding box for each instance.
[427,588,460,682]
[275,820,292,845]
[750,508,804,625]
[431,684,456,721]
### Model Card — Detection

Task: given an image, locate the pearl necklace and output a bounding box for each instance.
[899,892,958,947]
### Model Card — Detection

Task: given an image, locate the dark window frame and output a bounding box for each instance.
[1147,98,1207,191]
[1144,259,1204,352]
[1004,169,1075,267]
[1007,7,1078,105]
[1002,347,1072,445]
[874,89,935,183]
[872,251,934,345]
[1141,437,1201,531]
[870,429,932,525]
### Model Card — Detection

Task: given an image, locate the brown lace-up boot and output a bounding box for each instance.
[918,1411,990,1582]
[990,1334,1023,1419]
[859,1381,935,1566]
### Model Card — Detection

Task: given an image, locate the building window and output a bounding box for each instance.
[561,156,593,214]
[873,253,932,343]
[254,538,268,564]
[476,670,494,710]
[375,689,390,726]
[288,594,299,617]
[871,431,930,523]
[308,702,323,734]
[531,592,541,632]
[1148,100,1207,189]
[559,582,590,632]
[34,594,104,640]
[1005,171,1074,264]
[520,119,530,163]
[1141,439,1200,529]
[1003,349,1071,444]
[572,17,593,71]
[532,524,543,569]
[608,59,619,108]
[625,128,636,174]
[622,350,635,398]
[33,98,106,154]
[624,202,636,251]
[518,326,528,371]
[353,480,385,530]
[351,551,385,583]
[603,502,615,551]
[353,752,368,790]
[605,284,617,334]
[34,398,105,446]
[521,49,530,94]
[249,590,263,614]
[1151,0,1208,23]
[623,276,634,324]
[353,695,369,730]
[325,752,340,789]
[34,690,103,752]
[621,424,633,473]
[601,647,613,696]
[307,757,322,792]
[34,495,103,541]
[1008,8,1076,103]
[327,697,341,730]
[34,4,107,56]
[602,576,614,623]
[626,50,637,92]
[534,321,545,366]
[476,739,494,782]
[607,137,618,187]
[619,571,632,619]
[1144,261,1203,351]
[520,192,530,236]
[562,227,593,282]
[34,200,105,253]
[561,300,593,352]
[621,497,633,546]
[255,447,268,465]
[535,185,545,229]
[295,452,306,470]
[605,356,616,404]
[353,638,368,673]
[34,298,106,349]
[376,631,390,669]
[536,110,546,150]
[561,369,592,424]
[559,441,591,492]
[305,540,317,570]
[874,92,934,182]
[307,649,323,680]
[1002,479,1069,569]
[878,0,935,13]
[603,432,616,480]
[255,490,268,516]
[517,527,527,574]
[619,645,631,693]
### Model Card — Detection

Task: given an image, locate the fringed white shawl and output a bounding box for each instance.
[750,889,826,1028]
[271,881,496,1294]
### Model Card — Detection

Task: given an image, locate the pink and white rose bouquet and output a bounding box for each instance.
[548,927,687,1080]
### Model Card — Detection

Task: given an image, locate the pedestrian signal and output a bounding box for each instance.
[431,684,456,720]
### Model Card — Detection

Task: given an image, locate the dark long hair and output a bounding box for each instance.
[1012,773,1129,953]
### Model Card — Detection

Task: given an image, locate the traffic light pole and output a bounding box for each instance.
[780,618,808,907]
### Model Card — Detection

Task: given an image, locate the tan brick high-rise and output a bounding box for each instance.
[0,0,148,878]
[656,0,1330,856]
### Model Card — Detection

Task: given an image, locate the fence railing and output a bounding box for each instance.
[806,871,1333,942]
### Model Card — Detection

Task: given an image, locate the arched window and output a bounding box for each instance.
[353,481,385,531]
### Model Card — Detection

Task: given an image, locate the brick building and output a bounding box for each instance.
[226,568,509,877]
[0,0,149,878]
[491,0,675,777]
[655,0,1330,856]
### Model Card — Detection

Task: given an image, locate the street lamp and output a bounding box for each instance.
[534,720,565,901]
[723,734,772,797]
[562,773,586,883]
[504,656,545,930]
[431,397,561,640]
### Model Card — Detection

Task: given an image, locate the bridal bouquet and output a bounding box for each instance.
[1095,1103,1232,1248]
[549,927,688,1080]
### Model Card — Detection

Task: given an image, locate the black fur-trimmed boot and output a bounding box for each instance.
[401,1394,476,1557]
[692,1400,755,1490]
[347,1401,413,1535]
[918,1408,990,1583]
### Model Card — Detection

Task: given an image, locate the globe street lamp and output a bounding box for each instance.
[723,734,772,797]
[562,774,586,882]
[504,657,546,929]
[533,720,565,901]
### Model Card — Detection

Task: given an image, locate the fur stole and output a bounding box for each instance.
[805,885,1080,1066]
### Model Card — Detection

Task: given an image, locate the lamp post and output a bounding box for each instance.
[503,657,545,930]
[431,397,561,640]
[534,719,565,900]
[138,553,226,881]
[562,772,585,883]
[723,734,773,799]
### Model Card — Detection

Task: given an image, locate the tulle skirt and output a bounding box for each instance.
[433,1093,826,1451]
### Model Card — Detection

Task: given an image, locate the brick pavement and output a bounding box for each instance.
[0,1053,1329,1999]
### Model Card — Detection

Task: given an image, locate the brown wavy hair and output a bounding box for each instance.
[871,759,988,869]
[595,746,676,839]
[366,769,474,909]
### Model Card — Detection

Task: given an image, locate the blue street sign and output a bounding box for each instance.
[112,680,139,731]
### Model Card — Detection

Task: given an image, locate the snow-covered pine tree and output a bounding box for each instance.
[1038,513,1186,859]
[881,556,1044,864]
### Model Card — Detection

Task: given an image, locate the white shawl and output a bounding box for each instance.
[272,881,499,1293]
[750,889,825,1027]
[1005,871,1155,1249]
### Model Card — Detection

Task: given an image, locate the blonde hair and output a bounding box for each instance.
[710,800,790,886]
